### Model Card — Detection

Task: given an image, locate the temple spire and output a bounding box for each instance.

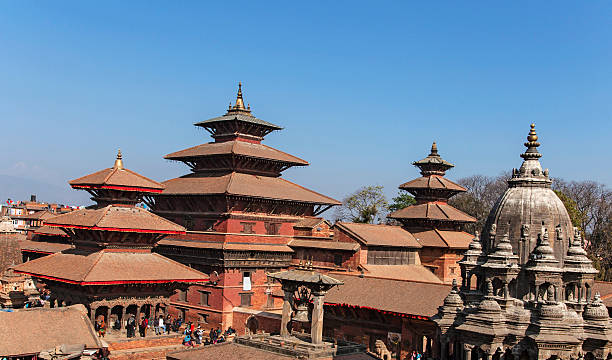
[520,123,542,160]
[412,142,455,176]
[114,149,124,170]
[226,82,252,115]
[430,142,439,156]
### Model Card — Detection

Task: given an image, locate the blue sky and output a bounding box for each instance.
[0,1,610,205]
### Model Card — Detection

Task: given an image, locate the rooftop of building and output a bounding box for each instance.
[14,248,208,285]
[69,150,164,193]
[0,304,103,357]
[388,202,476,223]
[324,272,451,318]
[334,222,422,248]
[160,172,340,205]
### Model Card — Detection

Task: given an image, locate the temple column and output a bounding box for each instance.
[121,306,127,330]
[311,291,325,345]
[106,307,111,324]
[464,346,472,360]
[535,284,540,302]
[90,306,98,324]
[280,288,293,337]
[136,304,141,324]
[503,282,509,299]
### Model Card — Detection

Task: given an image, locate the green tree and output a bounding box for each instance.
[388,190,416,213]
[553,189,584,231]
[335,185,388,224]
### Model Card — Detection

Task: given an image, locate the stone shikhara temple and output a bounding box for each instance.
[14,152,208,326]
[434,125,611,360]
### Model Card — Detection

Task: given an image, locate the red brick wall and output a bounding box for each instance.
[419,248,462,284]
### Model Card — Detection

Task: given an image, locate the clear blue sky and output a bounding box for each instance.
[0,1,610,205]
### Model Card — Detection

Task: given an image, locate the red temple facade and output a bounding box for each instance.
[147,84,340,328]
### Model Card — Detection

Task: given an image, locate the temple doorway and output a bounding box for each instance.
[246,316,259,334]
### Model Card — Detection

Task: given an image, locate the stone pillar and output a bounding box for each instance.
[311,291,325,345]
[280,289,293,337]
[136,304,141,323]
[121,306,127,330]
[503,282,509,299]
[535,284,540,302]
[106,307,111,324]
[464,347,472,360]
[90,307,97,324]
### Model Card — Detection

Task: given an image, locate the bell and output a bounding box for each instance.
[292,303,309,323]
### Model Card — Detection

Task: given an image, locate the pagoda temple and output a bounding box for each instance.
[389,143,476,283]
[14,151,208,328]
[147,83,340,328]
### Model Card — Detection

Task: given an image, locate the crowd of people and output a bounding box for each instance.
[182,323,236,347]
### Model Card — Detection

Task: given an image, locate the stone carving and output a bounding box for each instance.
[374,340,392,360]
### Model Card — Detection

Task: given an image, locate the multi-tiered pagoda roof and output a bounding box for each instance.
[150,83,339,219]
[16,151,207,287]
[389,143,475,249]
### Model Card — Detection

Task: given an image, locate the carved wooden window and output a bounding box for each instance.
[178,289,187,302]
[199,291,210,306]
[240,222,255,234]
[265,222,281,235]
[240,292,252,307]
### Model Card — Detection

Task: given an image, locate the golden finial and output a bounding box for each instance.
[114,149,123,170]
[527,123,538,142]
[430,141,439,156]
[234,82,245,110]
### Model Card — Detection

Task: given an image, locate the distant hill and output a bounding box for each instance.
[0,174,91,206]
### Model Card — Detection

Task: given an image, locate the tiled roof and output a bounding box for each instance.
[0,305,103,356]
[288,239,359,251]
[293,217,328,229]
[69,166,163,192]
[19,211,56,221]
[324,273,450,317]
[334,222,421,248]
[388,203,476,223]
[21,240,73,254]
[14,249,208,285]
[165,141,308,165]
[411,229,474,249]
[361,264,443,283]
[594,281,612,308]
[34,225,68,237]
[158,239,294,253]
[399,176,466,192]
[195,113,282,130]
[268,269,343,285]
[161,173,341,205]
[45,205,186,234]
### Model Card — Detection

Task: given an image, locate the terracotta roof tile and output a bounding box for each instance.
[411,229,474,249]
[19,211,56,221]
[594,281,612,307]
[195,113,282,130]
[334,222,421,248]
[165,141,308,165]
[34,225,68,237]
[69,167,163,192]
[293,217,328,229]
[45,205,186,234]
[324,273,450,317]
[399,176,466,192]
[161,173,340,205]
[14,249,208,285]
[360,264,442,283]
[21,240,73,254]
[0,305,103,356]
[157,239,293,253]
[288,239,359,251]
[389,203,476,223]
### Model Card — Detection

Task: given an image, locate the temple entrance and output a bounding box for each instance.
[126,304,138,319]
[246,316,259,334]
[110,305,124,330]
[95,306,109,323]
[155,303,166,318]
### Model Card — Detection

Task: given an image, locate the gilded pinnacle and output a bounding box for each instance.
[430,142,438,156]
[114,149,124,170]
[527,123,538,142]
